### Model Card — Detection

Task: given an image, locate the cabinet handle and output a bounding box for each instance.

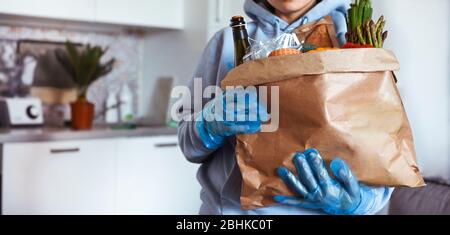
[50,148,80,154]
[154,143,178,148]
[215,0,224,23]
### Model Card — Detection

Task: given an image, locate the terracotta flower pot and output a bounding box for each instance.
[70,100,94,130]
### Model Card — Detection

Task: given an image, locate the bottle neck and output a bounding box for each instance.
[232,25,249,41]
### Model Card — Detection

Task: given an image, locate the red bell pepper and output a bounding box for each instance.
[342,43,375,49]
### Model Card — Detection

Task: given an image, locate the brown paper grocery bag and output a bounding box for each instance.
[221,49,425,210]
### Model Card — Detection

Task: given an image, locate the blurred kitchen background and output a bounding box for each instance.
[0,0,448,215]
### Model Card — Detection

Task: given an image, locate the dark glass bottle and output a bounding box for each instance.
[230,16,251,67]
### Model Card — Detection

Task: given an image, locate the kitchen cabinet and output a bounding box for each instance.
[0,0,184,29]
[1,135,201,215]
[2,139,116,215]
[0,0,96,22]
[207,0,246,40]
[96,0,184,29]
[115,136,201,215]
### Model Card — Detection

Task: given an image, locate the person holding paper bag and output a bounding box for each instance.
[178,0,393,215]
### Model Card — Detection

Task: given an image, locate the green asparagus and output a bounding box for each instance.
[347,0,388,48]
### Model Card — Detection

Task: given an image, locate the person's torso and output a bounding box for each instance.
[196,0,347,214]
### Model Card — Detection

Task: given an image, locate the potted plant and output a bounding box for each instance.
[56,42,115,130]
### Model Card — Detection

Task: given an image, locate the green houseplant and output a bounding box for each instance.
[56,41,115,130]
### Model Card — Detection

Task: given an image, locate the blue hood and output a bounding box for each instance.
[244,0,351,34]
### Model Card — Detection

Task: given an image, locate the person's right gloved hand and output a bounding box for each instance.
[196,88,269,149]
[274,149,388,215]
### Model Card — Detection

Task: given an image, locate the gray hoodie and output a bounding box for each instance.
[178,0,393,215]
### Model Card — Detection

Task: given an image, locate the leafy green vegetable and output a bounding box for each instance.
[346,0,387,48]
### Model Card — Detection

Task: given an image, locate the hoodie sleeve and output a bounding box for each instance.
[352,187,394,215]
[177,29,235,164]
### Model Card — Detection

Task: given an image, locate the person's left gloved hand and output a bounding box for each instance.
[274,148,382,215]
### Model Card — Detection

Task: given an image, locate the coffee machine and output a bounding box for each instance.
[0,42,42,127]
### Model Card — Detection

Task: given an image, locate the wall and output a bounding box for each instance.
[139,0,209,123]
[0,25,143,122]
[140,0,248,123]
[372,0,450,181]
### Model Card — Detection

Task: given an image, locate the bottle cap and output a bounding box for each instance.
[230,15,246,27]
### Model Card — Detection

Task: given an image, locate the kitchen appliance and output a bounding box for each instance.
[0,97,44,127]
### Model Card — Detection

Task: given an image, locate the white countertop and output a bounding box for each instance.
[0,126,177,143]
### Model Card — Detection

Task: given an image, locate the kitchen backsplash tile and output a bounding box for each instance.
[0,25,143,124]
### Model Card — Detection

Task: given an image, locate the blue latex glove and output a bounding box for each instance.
[303,0,351,22]
[196,88,269,149]
[302,0,350,46]
[274,148,380,215]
